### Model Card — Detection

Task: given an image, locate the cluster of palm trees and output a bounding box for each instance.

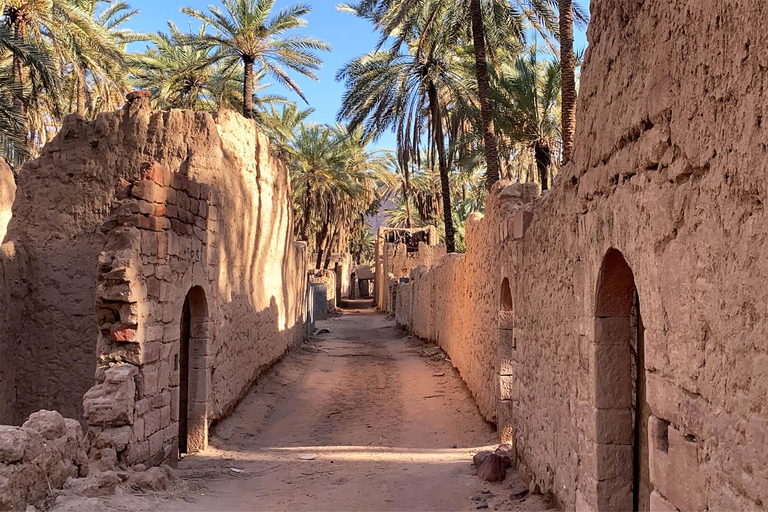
[0,0,588,259]
[337,0,587,252]
[0,0,329,168]
[279,119,394,268]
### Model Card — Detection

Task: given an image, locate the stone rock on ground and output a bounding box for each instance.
[477,453,512,482]
[475,444,515,483]
[128,466,170,491]
[0,410,88,510]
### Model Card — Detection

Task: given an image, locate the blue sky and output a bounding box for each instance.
[126,0,590,149]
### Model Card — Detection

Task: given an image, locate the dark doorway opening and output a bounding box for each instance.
[594,249,649,511]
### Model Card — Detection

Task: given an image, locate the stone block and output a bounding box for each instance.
[596,408,634,445]
[148,430,164,459]
[131,181,167,204]
[499,375,515,400]
[188,180,200,198]
[594,317,632,346]
[596,443,634,481]
[593,343,632,409]
[649,418,706,512]
[83,366,137,427]
[144,409,161,436]
[497,399,514,445]
[596,476,633,511]
[513,210,533,239]
[160,405,171,429]
[188,368,210,403]
[140,162,172,186]
[170,387,180,422]
[650,491,678,512]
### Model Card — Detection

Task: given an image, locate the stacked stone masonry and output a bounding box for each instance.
[0,94,308,470]
[391,0,768,510]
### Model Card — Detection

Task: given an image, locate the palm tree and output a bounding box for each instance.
[0,23,58,167]
[559,0,575,164]
[68,0,142,117]
[2,0,120,152]
[496,47,561,191]
[258,103,314,155]
[131,22,221,111]
[337,5,466,252]
[181,0,330,119]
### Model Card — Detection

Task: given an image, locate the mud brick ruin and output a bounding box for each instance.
[1,0,767,510]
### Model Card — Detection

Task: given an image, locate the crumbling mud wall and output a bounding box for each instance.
[394,0,768,510]
[0,410,88,510]
[1,94,308,461]
[394,184,538,422]
[374,226,444,312]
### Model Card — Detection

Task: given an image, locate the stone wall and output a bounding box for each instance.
[1,94,308,468]
[392,0,768,509]
[374,226,444,312]
[394,184,538,422]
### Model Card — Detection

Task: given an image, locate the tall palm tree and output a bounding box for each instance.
[2,0,119,150]
[495,47,561,191]
[0,23,58,167]
[68,0,141,117]
[181,0,330,119]
[559,0,575,164]
[337,5,466,252]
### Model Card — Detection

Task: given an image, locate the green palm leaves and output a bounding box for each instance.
[0,0,140,167]
[287,120,395,269]
[181,0,330,118]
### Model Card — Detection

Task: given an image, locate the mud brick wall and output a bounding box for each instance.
[375,225,445,313]
[394,1,768,509]
[394,183,538,423]
[1,95,308,461]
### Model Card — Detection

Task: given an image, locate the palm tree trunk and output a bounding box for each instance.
[315,221,330,269]
[427,82,455,253]
[242,56,255,119]
[301,174,313,242]
[534,140,552,191]
[76,64,87,116]
[560,0,576,164]
[469,0,502,189]
[402,168,413,228]
[324,227,339,270]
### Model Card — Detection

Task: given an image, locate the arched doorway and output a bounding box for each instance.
[498,278,515,443]
[178,286,210,456]
[594,249,650,511]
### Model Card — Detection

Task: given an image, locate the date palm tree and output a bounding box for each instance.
[67,0,142,117]
[337,4,466,252]
[181,0,330,119]
[495,47,561,191]
[0,23,58,167]
[559,0,575,164]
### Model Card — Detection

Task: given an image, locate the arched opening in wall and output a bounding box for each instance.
[178,286,210,456]
[498,277,515,443]
[594,249,649,511]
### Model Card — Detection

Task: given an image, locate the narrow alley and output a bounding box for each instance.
[54,306,553,511]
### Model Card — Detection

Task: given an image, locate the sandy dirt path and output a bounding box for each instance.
[54,308,554,511]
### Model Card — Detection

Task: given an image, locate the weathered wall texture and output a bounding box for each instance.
[1,94,308,467]
[0,158,14,243]
[392,0,768,510]
[394,184,538,422]
[375,226,444,312]
[0,410,88,510]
